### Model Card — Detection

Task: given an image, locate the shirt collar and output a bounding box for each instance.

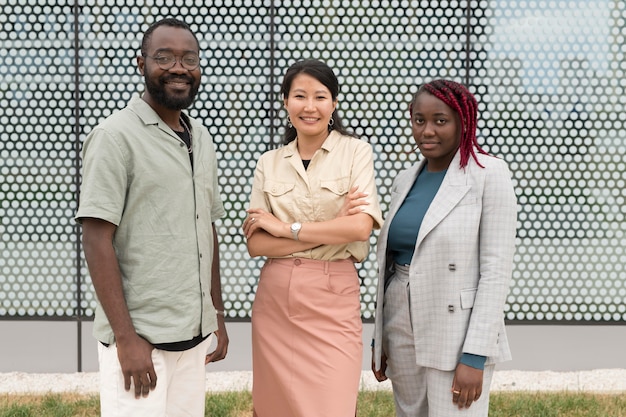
[128,96,192,131]
[285,130,342,157]
[128,96,162,126]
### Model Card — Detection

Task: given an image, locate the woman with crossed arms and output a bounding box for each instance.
[243,59,383,417]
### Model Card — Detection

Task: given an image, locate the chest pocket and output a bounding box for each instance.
[320,176,350,196]
[319,177,350,218]
[263,180,295,197]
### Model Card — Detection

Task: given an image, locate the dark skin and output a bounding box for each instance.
[371,91,484,409]
[83,218,156,398]
[137,25,202,130]
[83,220,228,399]
[82,25,228,400]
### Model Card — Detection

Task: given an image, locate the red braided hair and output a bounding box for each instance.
[409,79,489,168]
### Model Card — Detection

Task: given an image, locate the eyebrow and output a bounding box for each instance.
[153,48,198,54]
[291,88,329,95]
[413,111,450,117]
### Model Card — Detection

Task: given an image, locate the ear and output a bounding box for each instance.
[137,55,145,75]
[283,97,288,108]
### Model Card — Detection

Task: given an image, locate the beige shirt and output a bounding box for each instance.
[76,96,225,345]
[249,131,383,262]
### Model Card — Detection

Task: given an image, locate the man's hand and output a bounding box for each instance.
[205,315,229,364]
[116,334,157,398]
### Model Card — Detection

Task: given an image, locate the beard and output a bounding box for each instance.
[144,73,200,110]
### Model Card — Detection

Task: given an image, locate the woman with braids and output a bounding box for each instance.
[371,79,517,416]
[243,59,383,417]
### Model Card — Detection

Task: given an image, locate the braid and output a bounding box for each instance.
[414,79,489,168]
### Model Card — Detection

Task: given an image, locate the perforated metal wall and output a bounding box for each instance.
[1,1,624,322]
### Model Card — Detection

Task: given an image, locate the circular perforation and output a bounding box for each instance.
[0,1,624,322]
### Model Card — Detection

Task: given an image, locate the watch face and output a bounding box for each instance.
[290,222,302,240]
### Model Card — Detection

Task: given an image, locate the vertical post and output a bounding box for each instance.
[269,2,277,149]
[73,0,83,373]
[465,0,471,87]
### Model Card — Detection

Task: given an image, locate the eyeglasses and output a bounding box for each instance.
[144,52,200,71]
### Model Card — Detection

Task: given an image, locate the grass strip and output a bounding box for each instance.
[1,391,625,416]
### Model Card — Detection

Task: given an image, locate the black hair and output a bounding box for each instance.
[280,59,357,144]
[141,18,199,57]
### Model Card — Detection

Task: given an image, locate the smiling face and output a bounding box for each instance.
[138,25,201,111]
[410,91,462,171]
[283,73,337,143]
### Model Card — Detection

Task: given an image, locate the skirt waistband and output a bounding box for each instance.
[266,257,356,273]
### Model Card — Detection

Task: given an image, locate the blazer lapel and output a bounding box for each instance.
[377,159,426,269]
[414,152,471,249]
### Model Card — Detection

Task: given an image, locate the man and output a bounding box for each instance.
[76,18,228,417]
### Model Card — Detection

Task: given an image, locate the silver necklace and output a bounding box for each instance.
[179,116,193,154]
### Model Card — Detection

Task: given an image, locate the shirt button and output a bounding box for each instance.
[294,259,302,266]
[199,253,203,259]
[179,142,185,147]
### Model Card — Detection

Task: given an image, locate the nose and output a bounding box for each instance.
[169,59,188,73]
[303,98,315,111]
[422,121,436,136]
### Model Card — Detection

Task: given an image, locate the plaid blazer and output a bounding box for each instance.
[373,151,517,371]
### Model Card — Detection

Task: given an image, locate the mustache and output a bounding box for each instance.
[162,74,194,83]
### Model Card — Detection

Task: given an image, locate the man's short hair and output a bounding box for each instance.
[141,18,199,56]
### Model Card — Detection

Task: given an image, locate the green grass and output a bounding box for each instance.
[1,391,625,416]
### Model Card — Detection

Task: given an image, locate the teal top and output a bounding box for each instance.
[387,166,447,265]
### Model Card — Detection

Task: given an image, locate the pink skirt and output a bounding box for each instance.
[252,258,362,417]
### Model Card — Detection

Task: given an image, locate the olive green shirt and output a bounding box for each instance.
[76,96,225,345]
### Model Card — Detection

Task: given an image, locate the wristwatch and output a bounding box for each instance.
[290,222,302,241]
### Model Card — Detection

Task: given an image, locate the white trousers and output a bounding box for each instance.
[383,266,494,417]
[98,336,212,417]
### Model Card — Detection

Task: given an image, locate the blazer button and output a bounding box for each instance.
[448,264,456,271]
[448,305,455,313]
